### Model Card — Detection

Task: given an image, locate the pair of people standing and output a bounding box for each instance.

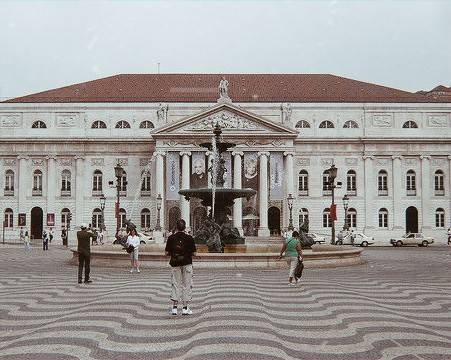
[126,228,141,273]
[279,230,304,285]
[42,230,49,251]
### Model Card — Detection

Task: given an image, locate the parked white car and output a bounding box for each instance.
[308,233,326,244]
[390,233,434,247]
[336,231,374,247]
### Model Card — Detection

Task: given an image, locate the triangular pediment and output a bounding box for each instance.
[152,103,297,139]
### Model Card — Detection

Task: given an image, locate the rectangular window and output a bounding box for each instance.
[323,213,331,227]
[436,213,445,228]
[379,213,388,228]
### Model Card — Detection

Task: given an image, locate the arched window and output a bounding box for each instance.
[323,208,332,228]
[92,170,103,194]
[434,170,444,195]
[295,120,311,129]
[61,208,71,229]
[115,120,131,129]
[347,208,357,228]
[92,208,103,229]
[141,170,151,196]
[343,120,359,128]
[299,208,309,230]
[119,171,127,194]
[32,120,47,128]
[378,170,388,195]
[435,208,445,228]
[4,208,13,228]
[403,120,418,128]
[322,170,331,193]
[141,208,151,229]
[4,170,14,196]
[119,208,127,228]
[91,120,107,129]
[33,170,43,195]
[378,208,388,228]
[298,170,308,195]
[347,170,357,195]
[139,121,154,129]
[319,120,334,129]
[61,170,71,196]
[406,169,416,195]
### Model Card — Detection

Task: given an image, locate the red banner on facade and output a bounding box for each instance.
[46,213,55,226]
[330,204,337,221]
[18,213,26,227]
[115,202,119,218]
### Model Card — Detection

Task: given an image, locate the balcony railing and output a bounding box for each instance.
[61,190,71,197]
[141,190,151,197]
[347,189,357,196]
[92,190,103,197]
[378,189,388,196]
[434,189,445,196]
[406,189,417,196]
[4,189,14,196]
[323,190,332,196]
[32,189,43,196]
[298,190,308,196]
[119,190,127,197]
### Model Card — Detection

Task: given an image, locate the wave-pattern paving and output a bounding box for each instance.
[0,246,450,359]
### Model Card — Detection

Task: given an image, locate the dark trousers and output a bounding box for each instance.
[43,241,48,251]
[78,253,91,282]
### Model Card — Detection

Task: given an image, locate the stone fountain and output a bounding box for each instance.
[179,124,256,252]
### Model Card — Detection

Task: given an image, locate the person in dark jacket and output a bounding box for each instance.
[77,223,92,284]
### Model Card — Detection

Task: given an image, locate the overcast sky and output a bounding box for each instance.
[1,0,450,99]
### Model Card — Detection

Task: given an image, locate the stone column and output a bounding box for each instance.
[75,156,85,228]
[258,151,270,237]
[363,155,374,231]
[17,155,29,213]
[232,151,243,235]
[154,151,165,242]
[392,156,403,230]
[180,151,191,231]
[46,155,57,216]
[420,155,431,230]
[284,152,295,229]
[449,156,451,229]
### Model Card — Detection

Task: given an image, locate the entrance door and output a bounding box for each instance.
[168,206,181,233]
[405,206,418,233]
[31,207,44,240]
[268,206,281,236]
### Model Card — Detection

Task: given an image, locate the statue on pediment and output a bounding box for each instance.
[157,103,168,122]
[281,103,292,124]
[219,77,229,98]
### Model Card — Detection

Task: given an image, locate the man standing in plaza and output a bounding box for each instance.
[77,223,92,284]
[165,219,197,315]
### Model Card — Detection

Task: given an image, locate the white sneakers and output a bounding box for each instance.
[171,307,193,315]
[182,307,192,315]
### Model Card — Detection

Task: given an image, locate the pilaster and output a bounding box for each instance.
[392,155,403,230]
[257,151,270,237]
[180,151,191,230]
[232,151,244,235]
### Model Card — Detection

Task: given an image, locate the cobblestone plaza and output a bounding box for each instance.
[0,245,450,360]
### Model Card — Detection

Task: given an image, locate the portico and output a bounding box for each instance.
[151,102,297,237]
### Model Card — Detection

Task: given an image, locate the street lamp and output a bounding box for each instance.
[327,164,341,245]
[287,193,294,231]
[100,194,106,231]
[114,163,124,236]
[342,194,349,231]
[155,193,162,231]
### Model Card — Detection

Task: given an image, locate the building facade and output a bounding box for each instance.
[0,74,450,245]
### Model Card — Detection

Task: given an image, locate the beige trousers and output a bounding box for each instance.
[171,264,193,303]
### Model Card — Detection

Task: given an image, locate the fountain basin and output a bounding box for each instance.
[69,244,364,269]
[179,187,256,207]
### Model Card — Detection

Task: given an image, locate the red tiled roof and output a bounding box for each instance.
[3,74,448,103]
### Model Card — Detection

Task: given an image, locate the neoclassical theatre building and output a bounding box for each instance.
[0,74,450,245]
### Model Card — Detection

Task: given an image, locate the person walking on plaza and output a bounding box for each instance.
[49,228,53,243]
[42,230,49,251]
[165,219,197,316]
[126,228,141,273]
[24,230,32,252]
[19,227,25,243]
[278,230,303,286]
[77,223,92,284]
[448,227,451,246]
[61,227,67,245]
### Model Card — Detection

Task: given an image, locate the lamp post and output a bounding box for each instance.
[100,194,106,231]
[155,193,162,231]
[328,164,341,245]
[342,194,349,231]
[287,193,294,231]
[114,163,124,237]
